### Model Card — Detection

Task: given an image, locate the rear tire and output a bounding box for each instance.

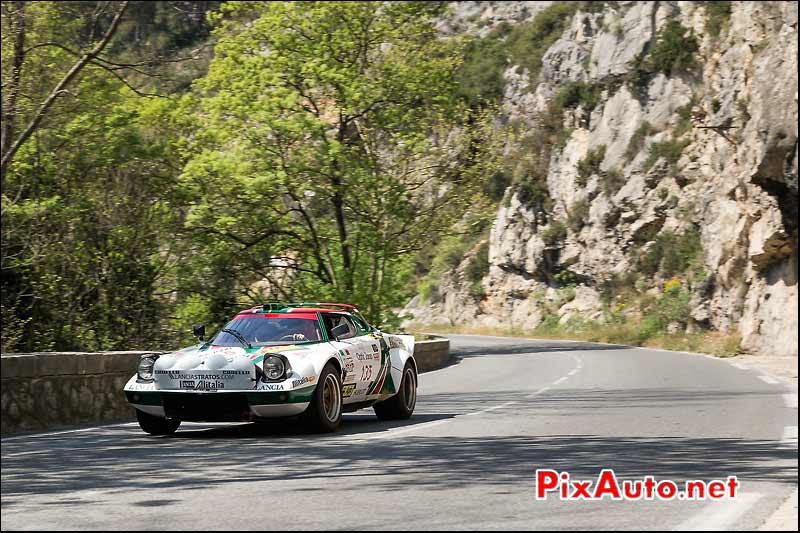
[136,409,181,435]
[374,363,416,421]
[301,363,342,433]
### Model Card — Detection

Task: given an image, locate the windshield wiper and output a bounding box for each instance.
[221,328,252,349]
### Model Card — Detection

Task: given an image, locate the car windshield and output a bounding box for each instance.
[211,317,323,347]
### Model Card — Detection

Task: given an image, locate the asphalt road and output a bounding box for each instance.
[2,334,797,530]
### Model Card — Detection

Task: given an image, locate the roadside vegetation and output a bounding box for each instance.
[1,1,740,358]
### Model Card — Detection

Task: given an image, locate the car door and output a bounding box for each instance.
[324,314,380,401]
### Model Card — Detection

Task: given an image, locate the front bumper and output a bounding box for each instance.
[125,389,314,421]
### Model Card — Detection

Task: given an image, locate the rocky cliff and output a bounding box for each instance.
[406,1,798,357]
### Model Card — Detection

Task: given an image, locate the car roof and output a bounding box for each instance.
[237,302,358,316]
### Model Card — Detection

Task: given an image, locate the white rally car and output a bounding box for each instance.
[124,303,417,434]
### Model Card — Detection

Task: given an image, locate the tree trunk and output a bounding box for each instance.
[0,1,129,179]
[1,1,26,183]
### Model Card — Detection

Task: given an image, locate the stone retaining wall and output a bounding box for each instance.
[412,336,452,372]
[1,338,451,434]
[1,351,160,434]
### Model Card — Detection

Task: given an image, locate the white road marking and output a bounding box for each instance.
[783,394,798,408]
[0,421,254,444]
[553,376,568,385]
[353,355,582,440]
[674,492,764,531]
[730,362,750,370]
[527,386,550,399]
[780,426,798,449]
[464,400,518,416]
[349,419,453,441]
[758,375,781,385]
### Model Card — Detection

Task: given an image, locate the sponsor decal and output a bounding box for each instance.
[343,373,356,384]
[387,336,405,350]
[181,379,225,391]
[372,344,379,353]
[262,383,284,391]
[292,376,316,388]
[156,371,240,381]
[344,357,355,373]
[342,384,356,398]
[249,345,299,359]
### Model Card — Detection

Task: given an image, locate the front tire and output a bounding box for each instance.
[301,363,343,433]
[374,363,416,421]
[136,409,181,435]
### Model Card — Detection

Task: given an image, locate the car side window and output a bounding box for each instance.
[351,316,370,335]
[323,314,358,340]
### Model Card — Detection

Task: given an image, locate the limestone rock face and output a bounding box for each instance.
[406,1,798,357]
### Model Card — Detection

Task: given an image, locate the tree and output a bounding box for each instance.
[0,1,214,351]
[179,1,499,325]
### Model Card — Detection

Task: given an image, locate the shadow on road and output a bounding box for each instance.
[449,341,629,358]
[2,388,795,504]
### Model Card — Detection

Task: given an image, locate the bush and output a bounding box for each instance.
[639,228,703,278]
[576,145,606,186]
[418,279,440,304]
[643,138,690,172]
[553,268,580,287]
[506,2,588,83]
[601,167,625,196]
[645,20,699,76]
[541,219,568,246]
[465,241,489,283]
[455,26,511,106]
[624,121,655,162]
[643,282,692,329]
[702,1,732,39]
[674,99,696,138]
[556,81,603,112]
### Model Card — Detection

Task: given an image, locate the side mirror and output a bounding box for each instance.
[193,324,206,342]
[331,323,350,341]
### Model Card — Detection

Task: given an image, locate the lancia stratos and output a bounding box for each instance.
[124,303,417,434]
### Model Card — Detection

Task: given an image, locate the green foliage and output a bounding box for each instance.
[185,1,501,326]
[465,241,490,283]
[701,1,732,39]
[567,199,590,232]
[576,145,606,186]
[418,279,440,305]
[641,283,692,331]
[625,121,655,162]
[505,2,598,83]
[455,25,511,106]
[601,167,625,196]
[541,219,568,246]
[556,81,603,111]
[553,268,580,287]
[1,1,506,350]
[506,99,566,211]
[645,20,699,76]
[639,228,704,279]
[643,137,691,172]
[674,99,696,138]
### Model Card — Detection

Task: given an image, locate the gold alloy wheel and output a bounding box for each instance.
[402,367,416,411]
[322,373,341,422]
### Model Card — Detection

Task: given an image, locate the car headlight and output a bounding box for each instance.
[137,355,159,381]
[263,355,290,381]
